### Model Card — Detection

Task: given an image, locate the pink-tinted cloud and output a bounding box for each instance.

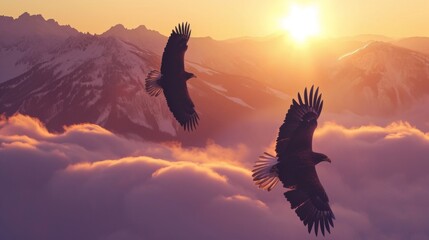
[1,114,428,240]
[314,121,429,240]
[0,115,296,239]
[169,140,249,166]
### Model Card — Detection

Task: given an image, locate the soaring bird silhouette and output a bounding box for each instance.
[252,86,335,236]
[145,22,199,131]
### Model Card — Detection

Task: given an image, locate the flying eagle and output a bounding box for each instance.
[252,86,335,236]
[145,22,199,131]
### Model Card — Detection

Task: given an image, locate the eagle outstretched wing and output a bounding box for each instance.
[145,22,198,131]
[275,86,323,156]
[161,22,191,76]
[163,81,199,131]
[283,160,335,236]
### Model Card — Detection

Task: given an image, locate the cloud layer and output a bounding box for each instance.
[314,121,429,240]
[1,114,428,240]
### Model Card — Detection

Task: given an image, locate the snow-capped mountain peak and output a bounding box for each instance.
[328,41,429,115]
[0,13,81,83]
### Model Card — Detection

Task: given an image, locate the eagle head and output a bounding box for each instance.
[185,72,197,81]
[312,152,331,165]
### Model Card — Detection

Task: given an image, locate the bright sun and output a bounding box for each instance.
[281,3,321,43]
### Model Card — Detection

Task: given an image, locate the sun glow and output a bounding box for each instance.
[281,3,321,43]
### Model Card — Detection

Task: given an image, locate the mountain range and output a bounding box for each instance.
[0,13,289,144]
[1,13,429,143]
[324,41,429,115]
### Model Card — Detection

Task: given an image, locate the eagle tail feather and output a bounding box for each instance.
[145,70,163,97]
[252,152,280,191]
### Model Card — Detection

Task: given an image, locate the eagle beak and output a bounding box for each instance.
[325,157,332,163]
[192,74,197,78]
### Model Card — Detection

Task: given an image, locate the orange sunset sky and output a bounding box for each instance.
[1,0,429,39]
[2,0,429,239]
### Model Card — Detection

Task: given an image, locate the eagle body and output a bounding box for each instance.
[145,22,199,131]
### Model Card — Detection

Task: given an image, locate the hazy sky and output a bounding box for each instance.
[0,0,429,39]
[1,0,429,39]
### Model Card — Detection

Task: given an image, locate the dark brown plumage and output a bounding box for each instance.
[252,86,335,236]
[145,22,199,131]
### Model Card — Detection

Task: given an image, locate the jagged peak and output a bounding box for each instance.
[102,23,165,42]
[18,12,31,19]
[53,34,134,56]
[106,24,152,33]
[135,25,148,31]
[132,25,164,37]
[0,12,80,38]
[18,12,45,22]
[109,24,127,31]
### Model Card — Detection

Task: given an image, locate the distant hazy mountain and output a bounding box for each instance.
[394,37,429,55]
[335,34,392,43]
[324,41,429,115]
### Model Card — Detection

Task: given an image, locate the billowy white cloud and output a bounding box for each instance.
[314,121,429,240]
[1,114,428,240]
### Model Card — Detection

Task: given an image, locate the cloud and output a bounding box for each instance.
[169,140,249,166]
[1,114,429,240]
[313,121,429,240]
[316,121,429,140]
[0,115,296,240]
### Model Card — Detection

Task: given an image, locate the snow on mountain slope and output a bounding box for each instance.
[0,46,32,82]
[0,13,80,83]
[325,41,429,115]
[0,34,181,140]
